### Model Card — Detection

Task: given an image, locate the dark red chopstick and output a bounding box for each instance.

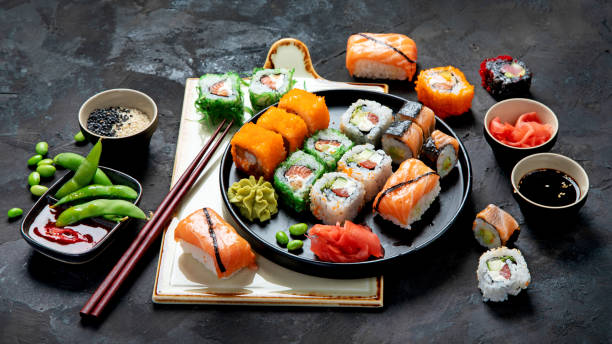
[80,119,233,318]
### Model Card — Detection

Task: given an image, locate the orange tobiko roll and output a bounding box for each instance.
[230,123,286,180]
[278,88,329,135]
[415,66,474,119]
[256,106,308,153]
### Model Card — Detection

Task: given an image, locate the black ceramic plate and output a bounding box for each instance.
[220,89,472,277]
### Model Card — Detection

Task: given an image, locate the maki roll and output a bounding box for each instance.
[256,106,308,153]
[249,68,295,112]
[472,204,520,249]
[337,144,392,202]
[279,89,330,135]
[230,123,287,180]
[195,72,244,126]
[310,172,366,225]
[381,120,424,164]
[477,247,531,302]
[373,159,440,230]
[415,66,474,119]
[304,128,354,171]
[340,99,393,146]
[480,55,532,98]
[420,130,459,178]
[395,101,436,139]
[273,151,325,212]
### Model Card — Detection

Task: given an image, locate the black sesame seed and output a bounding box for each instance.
[87,107,131,137]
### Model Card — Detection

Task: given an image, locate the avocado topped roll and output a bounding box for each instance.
[304,128,354,171]
[274,151,325,212]
[310,172,366,225]
[249,68,295,112]
[340,99,393,146]
[195,72,244,126]
[337,144,392,202]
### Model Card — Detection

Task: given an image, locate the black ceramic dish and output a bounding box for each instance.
[20,166,143,264]
[220,89,472,278]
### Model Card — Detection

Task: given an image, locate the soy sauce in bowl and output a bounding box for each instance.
[518,168,580,207]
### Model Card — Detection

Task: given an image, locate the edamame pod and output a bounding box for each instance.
[54,185,138,206]
[102,214,128,222]
[55,140,102,198]
[35,141,48,155]
[53,152,112,186]
[55,199,146,227]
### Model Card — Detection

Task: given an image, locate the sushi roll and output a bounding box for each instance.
[249,68,295,112]
[230,123,287,180]
[420,130,460,178]
[381,120,424,164]
[256,106,308,153]
[373,158,440,229]
[337,144,393,202]
[310,172,366,225]
[415,66,474,119]
[395,101,436,139]
[273,150,326,212]
[195,72,244,126]
[174,207,257,279]
[278,88,330,135]
[472,204,520,249]
[479,55,532,98]
[340,99,393,146]
[477,247,531,302]
[304,128,354,171]
[346,33,418,81]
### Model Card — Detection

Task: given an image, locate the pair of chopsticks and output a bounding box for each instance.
[80,119,234,319]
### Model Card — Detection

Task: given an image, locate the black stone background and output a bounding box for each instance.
[1,1,611,343]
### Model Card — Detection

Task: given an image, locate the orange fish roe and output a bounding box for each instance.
[256,106,308,153]
[415,66,474,119]
[278,89,329,135]
[230,123,286,180]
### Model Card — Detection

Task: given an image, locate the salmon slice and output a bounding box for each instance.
[308,221,383,263]
[431,130,459,153]
[474,204,519,245]
[174,208,257,278]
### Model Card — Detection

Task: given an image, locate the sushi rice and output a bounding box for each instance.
[310,172,365,225]
[337,144,392,202]
[340,99,393,146]
[477,247,531,302]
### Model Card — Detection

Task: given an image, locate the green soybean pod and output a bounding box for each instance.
[7,208,23,219]
[54,185,138,206]
[30,185,49,197]
[289,223,308,236]
[36,164,56,178]
[28,172,41,186]
[35,141,48,156]
[74,131,86,142]
[287,239,303,251]
[275,231,289,246]
[55,140,102,198]
[27,154,43,166]
[53,152,112,186]
[37,158,54,166]
[55,199,146,227]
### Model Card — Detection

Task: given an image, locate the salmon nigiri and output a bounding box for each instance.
[472,204,520,249]
[373,159,440,229]
[308,221,383,263]
[174,207,257,278]
[346,33,418,81]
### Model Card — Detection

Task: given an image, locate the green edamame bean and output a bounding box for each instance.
[30,185,48,196]
[55,199,146,227]
[275,231,289,246]
[74,131,86,142]
[27,154,43,166]
[7,208,23,218]
[28,172,41,186]
[36,164,56,178]
[289,223,308,236]
[55,140,102,198]
[37,158,54,166]
[35,141,48,155]
[287,240,303,251]
[53,152,112,186]
[54,185,138,206]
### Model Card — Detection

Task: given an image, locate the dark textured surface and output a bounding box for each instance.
[1,0,610,343]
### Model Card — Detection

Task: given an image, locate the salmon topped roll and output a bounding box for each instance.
[346,33,418,81]
[373,159,440,229]
[230,123,286,180]
[278,88,330,135]
[421,130,460,178]
[472,204,520,249]
[415,66,474,119]
[256,106,308,153]
[174,207,257,279]
[381,120,424,164]
[395,101,436,139]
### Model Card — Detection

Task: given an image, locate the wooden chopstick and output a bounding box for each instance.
[80,119,234,318]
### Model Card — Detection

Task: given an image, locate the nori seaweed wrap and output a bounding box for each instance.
[480,55,532,99]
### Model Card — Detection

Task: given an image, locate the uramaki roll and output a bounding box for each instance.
[230,123,286,180]
[256,106,308,154]
[278,88,329,135]
[415,66,474,119]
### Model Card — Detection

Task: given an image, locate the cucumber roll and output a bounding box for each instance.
[337,144,392,202]
[274,151,325,212]
[310,172,365,225]
[195,72,244,126]
[304,128,354,171]
[249,68,295,112]
[477,247,531,302]
[340,99,393,146]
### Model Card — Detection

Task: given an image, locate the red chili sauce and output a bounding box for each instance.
[29,205,110,254]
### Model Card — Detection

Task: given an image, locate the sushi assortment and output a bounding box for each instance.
[480,55,532,98]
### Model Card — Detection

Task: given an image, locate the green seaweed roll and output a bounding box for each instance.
[195,72,244,126]
[249,68,295,112]
[304,128,354,171]
[274,151,325,212]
